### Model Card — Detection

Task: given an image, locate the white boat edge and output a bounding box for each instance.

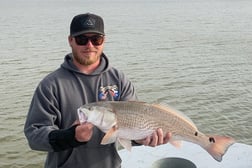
[119,142,252,168]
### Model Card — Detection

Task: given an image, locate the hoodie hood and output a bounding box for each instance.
[61,53,110,75]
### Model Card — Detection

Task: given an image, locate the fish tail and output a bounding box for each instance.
[203,135,235,162]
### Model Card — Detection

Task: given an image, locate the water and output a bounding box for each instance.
[0,0,251,167]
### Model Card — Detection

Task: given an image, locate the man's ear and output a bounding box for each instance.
[68,35,73,47]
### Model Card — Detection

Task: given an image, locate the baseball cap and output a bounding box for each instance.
[70,13,105,37]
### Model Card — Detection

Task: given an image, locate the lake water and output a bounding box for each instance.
[0,0,251,167]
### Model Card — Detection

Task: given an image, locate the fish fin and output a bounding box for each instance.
[114,139,121,150]
[127,100,147,104]
[118,138,133,151]
[152,103,197,130]
[204,135,235,162]
[169,140,183,148]
[101,126,118,145]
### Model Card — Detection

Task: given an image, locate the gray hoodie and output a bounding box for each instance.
[24,53,137,168]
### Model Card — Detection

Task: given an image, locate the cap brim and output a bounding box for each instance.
[71,30,105,37]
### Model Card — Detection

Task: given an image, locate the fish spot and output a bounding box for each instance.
[194,132,198,136]
[209,137,215,143]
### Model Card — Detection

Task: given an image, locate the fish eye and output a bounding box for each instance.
[88,107,94,111]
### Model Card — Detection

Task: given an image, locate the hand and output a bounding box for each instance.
[135,128,172,147]
[74,121,94,142]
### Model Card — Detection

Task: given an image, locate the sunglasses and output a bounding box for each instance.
[74,35,104,46]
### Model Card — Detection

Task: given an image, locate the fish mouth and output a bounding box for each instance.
[77,108,88,124]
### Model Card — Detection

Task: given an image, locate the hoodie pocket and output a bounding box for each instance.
[59,146,121,168]
[58,148,77,168]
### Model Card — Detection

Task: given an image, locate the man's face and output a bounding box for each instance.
[69,33,105,66]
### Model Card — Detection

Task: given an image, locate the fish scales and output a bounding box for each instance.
[110,101,198,140]
[114,102,160,130]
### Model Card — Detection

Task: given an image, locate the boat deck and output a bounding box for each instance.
[119,142,252,168]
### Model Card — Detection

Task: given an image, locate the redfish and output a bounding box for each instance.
[77,101,235,162]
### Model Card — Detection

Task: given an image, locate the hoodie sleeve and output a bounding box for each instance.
[24,81,61,151]
[119,71,138,101]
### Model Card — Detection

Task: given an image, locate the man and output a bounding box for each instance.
[24,13,171,168]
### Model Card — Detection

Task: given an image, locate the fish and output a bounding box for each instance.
[77,101,235,162]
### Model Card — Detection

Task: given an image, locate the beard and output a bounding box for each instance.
[72,50,101,66]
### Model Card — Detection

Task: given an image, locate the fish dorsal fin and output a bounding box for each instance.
[127,100,147,104]
[151,103,197,130]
